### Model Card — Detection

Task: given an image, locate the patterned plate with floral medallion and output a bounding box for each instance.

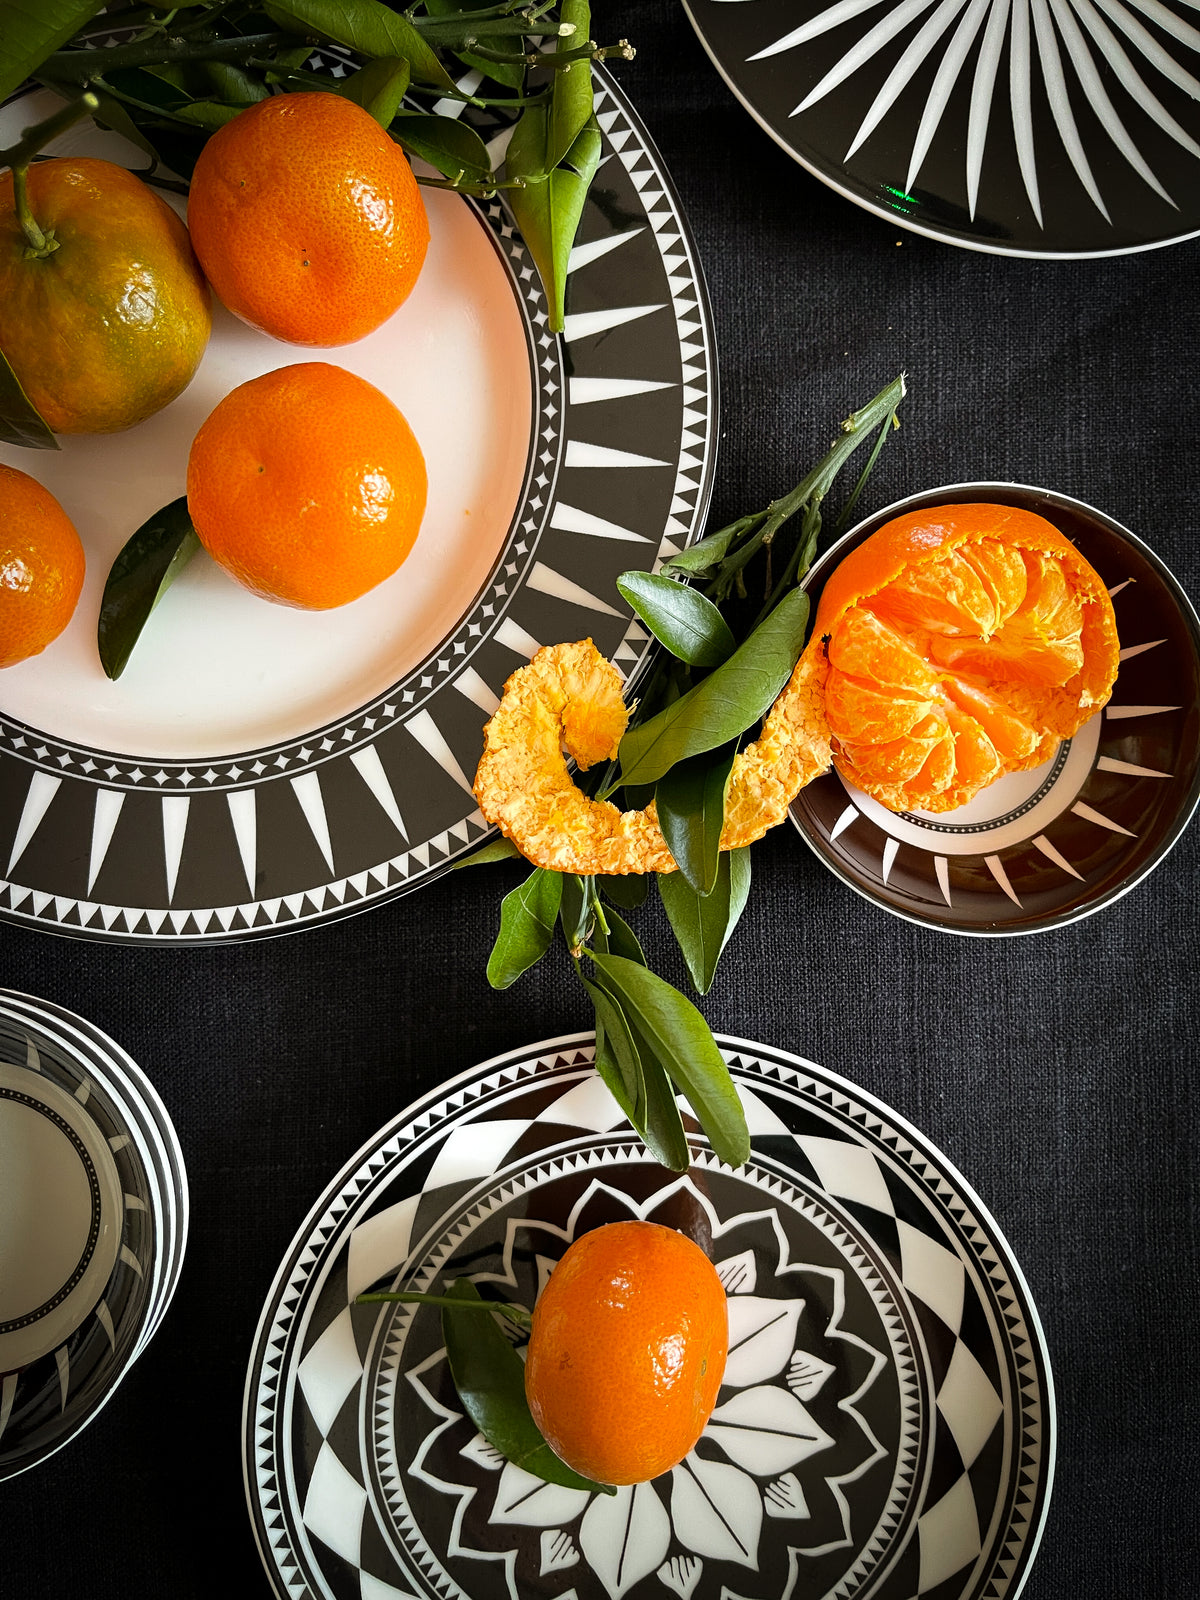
[683,0,1200,255]
[243,1034,1055,1600]
[789,484,1200,935]
[0,58,715,944]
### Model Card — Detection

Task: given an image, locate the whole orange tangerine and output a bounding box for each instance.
[524,1221,728,1486]
[186,362,427,610]
[0,464,85,667]
[0,158,211,433]
[186,92,430,346]
[804,503,1120,812]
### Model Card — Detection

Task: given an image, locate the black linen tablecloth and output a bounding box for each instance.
[3,3,1198,1595]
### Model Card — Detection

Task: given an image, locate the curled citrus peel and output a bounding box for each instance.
[472,505,1121,868]
[472,638,830,875]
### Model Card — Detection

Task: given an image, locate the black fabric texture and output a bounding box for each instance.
[2,4,1198,1596]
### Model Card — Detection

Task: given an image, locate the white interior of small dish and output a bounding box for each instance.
[0,91,532,759]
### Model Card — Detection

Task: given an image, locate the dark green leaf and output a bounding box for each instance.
[339,55,409,127]
[616,572,735,669]
[617,588,811,787]
[545,0,592,170]
[0,345,58,450]
[487,867,562,989]
[199,60,273,105]
[659,847,751,996]
[452,837,522,869]
[392,111,492,183]
[579,975,641,1122]
[97,496,199,680]
[424,0,524,88]
[558,873,589,952]
[598,905,645,965]
[441,1279,613,1492]
[659,517,755,577]
[507,111,599,332]
[0,0,108,103]
[174,100,243,129]
[599,874,648,911]
[265,0,454,89]
[589,953,749,1168]
[581,962,689,1170]
[655,743,736,895]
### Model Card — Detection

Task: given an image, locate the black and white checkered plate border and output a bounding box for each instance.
[243,1035,1053,1600]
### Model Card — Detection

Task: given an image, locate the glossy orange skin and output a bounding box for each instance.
[806,503,1121,812]
[0,158,211,434]
[186,93,430,346]
[0,464,85,667]
[186,362,427,610]
[524,1221,728,1486]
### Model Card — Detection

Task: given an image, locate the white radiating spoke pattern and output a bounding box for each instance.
[735,0,1200,230]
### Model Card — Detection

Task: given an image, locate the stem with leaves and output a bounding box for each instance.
[463,376,907,1174]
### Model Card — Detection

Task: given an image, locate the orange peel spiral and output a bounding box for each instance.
[471,638,831,875]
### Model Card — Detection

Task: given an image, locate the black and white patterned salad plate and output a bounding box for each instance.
[789,483,1200,935]
[0,65,716,944]
[243,1035,1054,1600]
[683,0,1200,255]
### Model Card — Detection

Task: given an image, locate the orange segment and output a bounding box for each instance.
[805,503,1119,812]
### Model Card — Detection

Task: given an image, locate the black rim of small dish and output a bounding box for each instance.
[788,483,1200,936]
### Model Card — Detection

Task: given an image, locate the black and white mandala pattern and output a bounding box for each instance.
[243,1036,1054,1600]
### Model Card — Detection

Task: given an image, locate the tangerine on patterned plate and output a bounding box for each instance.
[524,1220,728,1486]
[0,464,85,668]
[186,362,427,610]
[0,158,211,434]
[808,502,1121,812]
[186,92,430,347]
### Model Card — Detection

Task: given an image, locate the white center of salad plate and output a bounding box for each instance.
[0,92,532,760]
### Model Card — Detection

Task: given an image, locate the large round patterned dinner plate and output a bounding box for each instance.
[789,484,1200,935]
[243,1035,1055,1600]
[0,64,716,944]
[683,0,1200,256]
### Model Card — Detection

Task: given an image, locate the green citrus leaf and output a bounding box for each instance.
[579,974,642,1123]
[598,873,648,911]
[655,743,736,895]
[546,0,592,170]
[558,873,589,951]
[339,55,410,127]
[391,110,492,183]
[97,496,200,681]
[616,571,736,669]
[617,588,811,787]
[596,904,645,965]
[0,344,58,450]
[0,0,107,103]
[588,953,749,1168]
[658,847,751,996]
[441,1279,614,1493]
[266,0,455,90]
[487,866,562,989]
[507,111,599,332]
[424,0,525,89]
[452,837,522,869]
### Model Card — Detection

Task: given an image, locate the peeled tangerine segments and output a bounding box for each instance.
[814,503,1120,814]
[472,638,833,875]
[868,538,1028,638]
